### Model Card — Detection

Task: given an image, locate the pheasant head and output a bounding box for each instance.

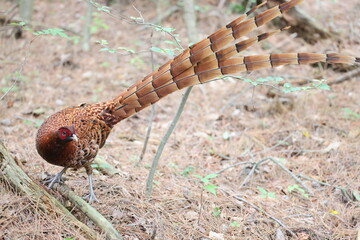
[36,125,78,167]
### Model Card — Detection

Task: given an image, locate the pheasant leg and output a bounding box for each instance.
[46,167,68,189]
[83,174,98,203]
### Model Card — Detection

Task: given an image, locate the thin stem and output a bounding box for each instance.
[145,86,193,196]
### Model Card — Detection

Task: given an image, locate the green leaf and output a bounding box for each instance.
[230,221,241,227]
[161,27,176,33]
[23,119,43,128]
[203,184,218,195]
[100,62,110,68]
[316,83,330,91]
[342,108,359,120]
[130,16,143,21]
[193,174,203,179]
[96,39,108,45]
[268,192,276,198]
[150,46,163,53]
[96,6,110,13]
[287,184,296,192]
[212,207,221,217]
[201,178,210,184]
[1,86,19,93]
[257,186,268,194]
[353,191,360,201]
[130,57,143,65]
[164,40,178,45]
[283,82,292,88]
[204,173,218,179]
[118,47,135,54]
[181,166,195,177]
[287,184,309,199]
[257,186,276,198]
[33,28,70,39]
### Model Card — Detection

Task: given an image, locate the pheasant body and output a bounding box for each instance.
[36,0,359,202]
[36,102,114,168]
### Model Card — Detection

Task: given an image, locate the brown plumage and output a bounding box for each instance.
[36,0,359,202]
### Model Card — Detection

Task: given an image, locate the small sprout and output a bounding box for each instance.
[342,108,359,120]
[168,162,178,168]
[193,173,219,195]
[230,221,241,227]
[203,184,218,195]
[257,186,276,198]
[96,39,108,45]
[212,207,221,217]
[352,191,360,201]
[181,166,195,177]
[287,184,309,199]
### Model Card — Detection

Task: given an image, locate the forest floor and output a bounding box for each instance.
[0,0,359,239]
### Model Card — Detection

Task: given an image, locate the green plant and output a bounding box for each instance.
[193,173,219,195]
[257,186,276,198]
[23,119,43,128]
[342,108,359,120]
[212,206,221,217]
[91,12,109,34]
[353,191,360,201]
[287,184,309,199]
[9,22,79,43]
[229,2,245,14]
[282,80,330,93]
[181,165,195,177]
[230,221,241,227]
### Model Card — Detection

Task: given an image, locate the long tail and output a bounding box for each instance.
[110,0,358,121]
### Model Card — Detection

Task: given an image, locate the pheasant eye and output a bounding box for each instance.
[58,128,72,140]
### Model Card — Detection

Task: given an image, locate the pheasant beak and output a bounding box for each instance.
[71,134,78,142]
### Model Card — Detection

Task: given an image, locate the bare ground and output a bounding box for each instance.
[0,0,359,239]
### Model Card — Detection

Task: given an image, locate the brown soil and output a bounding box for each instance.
[0,0,359,239]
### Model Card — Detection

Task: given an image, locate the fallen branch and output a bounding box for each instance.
[328,67,360,86]
[0,141,97,239]
[54,184,122,240]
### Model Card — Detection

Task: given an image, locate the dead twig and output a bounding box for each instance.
[222,189,295,236]
[239,157,313,195]
[298,174,359,206]
[328,67,360,86]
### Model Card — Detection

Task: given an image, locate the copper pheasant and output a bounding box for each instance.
[36,0,359,202]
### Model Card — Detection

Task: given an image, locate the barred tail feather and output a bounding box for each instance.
[109,0,358,122]
[112,53,358,120]
[113,0,303,105]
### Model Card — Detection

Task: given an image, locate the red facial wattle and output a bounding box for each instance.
[58,128,72,140]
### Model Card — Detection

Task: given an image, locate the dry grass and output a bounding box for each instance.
[0,0,359,239]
